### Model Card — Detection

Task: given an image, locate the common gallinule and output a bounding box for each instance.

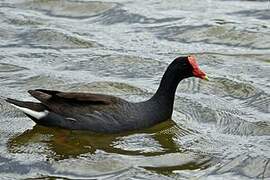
[5,56,208,133]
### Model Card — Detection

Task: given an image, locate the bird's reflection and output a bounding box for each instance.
[7,120,178,160]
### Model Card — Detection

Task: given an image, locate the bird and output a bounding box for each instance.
[5,56,208,133]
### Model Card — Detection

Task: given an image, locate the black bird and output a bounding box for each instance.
[5,56,208,133]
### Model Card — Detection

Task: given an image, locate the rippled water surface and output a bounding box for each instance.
[0,0,270,179]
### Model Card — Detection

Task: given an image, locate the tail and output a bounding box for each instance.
[5,98,49,120]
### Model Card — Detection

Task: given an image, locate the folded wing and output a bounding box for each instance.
[28,89,115,106]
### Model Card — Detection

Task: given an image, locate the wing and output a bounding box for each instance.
[28,89,116,106]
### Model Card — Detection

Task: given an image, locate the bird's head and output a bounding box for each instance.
[187,55,208,80]
[171,55,208,81]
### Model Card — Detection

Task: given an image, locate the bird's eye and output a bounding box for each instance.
[182,62,189,66]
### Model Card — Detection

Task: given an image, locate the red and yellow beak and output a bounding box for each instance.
[188,56,209,81]
[203,75,209,81]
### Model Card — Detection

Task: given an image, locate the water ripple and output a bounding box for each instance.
[15,0,117,19]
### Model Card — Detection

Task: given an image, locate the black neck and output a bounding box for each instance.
[150,66,186,105]
[137,57,193,124]
[138,65,187,122]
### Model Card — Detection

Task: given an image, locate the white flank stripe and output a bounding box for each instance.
[11,104,49,119]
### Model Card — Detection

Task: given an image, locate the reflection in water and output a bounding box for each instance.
[8,121,177,159]
[7,120,212,177]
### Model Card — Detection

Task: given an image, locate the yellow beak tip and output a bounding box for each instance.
[204,76,209,81]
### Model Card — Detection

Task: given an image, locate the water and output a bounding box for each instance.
[0,0,269,179]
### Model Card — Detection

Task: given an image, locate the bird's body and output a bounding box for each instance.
[5,56,207,133]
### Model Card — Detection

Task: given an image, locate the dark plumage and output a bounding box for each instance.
[5,56,208,133]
